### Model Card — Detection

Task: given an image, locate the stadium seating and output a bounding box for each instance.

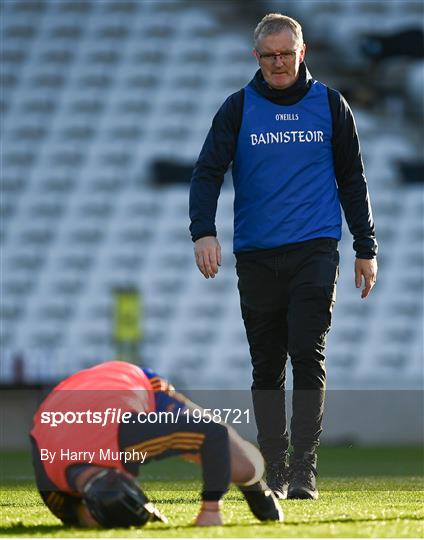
[1,0,422,390]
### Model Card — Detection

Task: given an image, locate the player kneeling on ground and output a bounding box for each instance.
[30,361,283,527]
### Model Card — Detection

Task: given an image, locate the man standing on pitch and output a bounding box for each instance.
[189,13,378,500]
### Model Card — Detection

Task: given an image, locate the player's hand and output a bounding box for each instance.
[355,257,377,299]
[194,236,221,279]
[194,501,223,526]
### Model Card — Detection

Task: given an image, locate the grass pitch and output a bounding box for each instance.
[1,447,423,538]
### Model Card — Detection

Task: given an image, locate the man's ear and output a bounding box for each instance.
[252,49,260,63]
[299,43,306,63]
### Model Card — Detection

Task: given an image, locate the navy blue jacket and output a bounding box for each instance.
[189,62,378,259]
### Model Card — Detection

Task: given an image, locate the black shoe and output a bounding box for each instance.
[287,452,318,500]
[265,456,289,500]
[239,480,284,522]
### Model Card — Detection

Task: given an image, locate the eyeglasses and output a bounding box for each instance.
[256,50,297,62]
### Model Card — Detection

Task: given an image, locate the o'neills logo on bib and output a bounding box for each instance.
[250,130,324,145]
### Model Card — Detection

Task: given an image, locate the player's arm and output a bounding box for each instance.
[177,417,281,526]
[31,437,86,527]
[189,91,244,279]
[171,397,282,525]
[328,88,378,299]
[145,368,266,485]
[37,489,85,527]
[142,370,282,525]
[130,371,230,525]
[40,465,103,527]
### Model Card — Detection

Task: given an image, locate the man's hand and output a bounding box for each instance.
[194,501,223,526]
[355,258,378,299]
[194,236,222,279]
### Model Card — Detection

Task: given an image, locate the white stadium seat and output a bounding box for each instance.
[1,0,422,390]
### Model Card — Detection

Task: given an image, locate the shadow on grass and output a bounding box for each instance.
[1,514,422,537]
[285,515,423,526]
[0,522,253,536]
[0,524,66,536]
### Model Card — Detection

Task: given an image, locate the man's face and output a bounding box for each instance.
[253,29,306,90]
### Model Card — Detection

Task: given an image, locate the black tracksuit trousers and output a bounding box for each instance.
[236,238,339,462]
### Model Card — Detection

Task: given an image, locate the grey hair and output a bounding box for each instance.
[253,13,304,49]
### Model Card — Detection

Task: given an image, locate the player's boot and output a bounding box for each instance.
[265,454,289,499]
[287,452,318,500]
[239,480,284,522]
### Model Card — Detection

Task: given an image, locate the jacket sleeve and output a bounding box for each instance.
[328,88,378,259]
[189,90,244,242]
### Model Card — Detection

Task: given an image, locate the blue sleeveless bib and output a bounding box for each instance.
[232,79,342,252]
